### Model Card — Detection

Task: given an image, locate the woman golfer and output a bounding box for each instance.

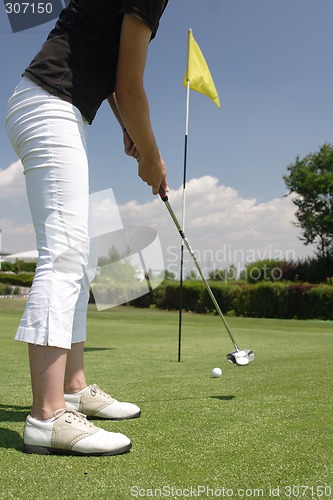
[5,0,169,456]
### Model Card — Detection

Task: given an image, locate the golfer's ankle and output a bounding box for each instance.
[30,405,63,420]
[64,371,87,394]
[64,382,88,394]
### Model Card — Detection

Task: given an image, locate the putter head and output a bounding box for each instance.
[244,349,255,362]
[227,349,254,366]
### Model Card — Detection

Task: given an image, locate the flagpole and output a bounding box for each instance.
[178,29,220,361]
[178,29,191,362]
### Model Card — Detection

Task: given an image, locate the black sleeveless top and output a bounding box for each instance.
[23,0,168,123]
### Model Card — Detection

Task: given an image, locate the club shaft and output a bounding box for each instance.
[163,199,240,352]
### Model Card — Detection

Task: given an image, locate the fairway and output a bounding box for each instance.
[0,299,332,500]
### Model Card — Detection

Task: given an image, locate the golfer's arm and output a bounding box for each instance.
[115,14,161,162]
[107,93,126,130]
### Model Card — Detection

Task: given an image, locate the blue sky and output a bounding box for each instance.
[0,0,332,266]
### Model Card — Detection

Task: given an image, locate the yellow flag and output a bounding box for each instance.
[183,30,220,108]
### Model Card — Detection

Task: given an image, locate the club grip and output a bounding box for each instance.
[159,187,169,202]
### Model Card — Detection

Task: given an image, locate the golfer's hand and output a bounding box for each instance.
[123,129,141,161]
[138,155,168,195]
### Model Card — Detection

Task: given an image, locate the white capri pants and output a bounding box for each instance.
[6,77,91,349]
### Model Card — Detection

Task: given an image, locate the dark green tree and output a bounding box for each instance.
[208,264,237,281]
[284,143,333,258]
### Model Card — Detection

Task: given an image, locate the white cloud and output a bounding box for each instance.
[118,176,314,276]
[0,174,314,274]
[0,160,33,254]
[0,160,25,199]
[0,217,35,254]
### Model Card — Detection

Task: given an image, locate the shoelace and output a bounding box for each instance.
[90,384,113,400]
[54,408,93,427]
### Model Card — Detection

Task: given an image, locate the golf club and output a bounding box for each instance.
[159,188,254,366]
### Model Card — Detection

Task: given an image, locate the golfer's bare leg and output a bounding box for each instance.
[64,342,87,394]
[28,344,68,420]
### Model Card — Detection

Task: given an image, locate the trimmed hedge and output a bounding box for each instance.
[3,272,332,320]
[129,280,333,320]
[243,257,333,284]
[234,282,283,318]
[234,282,333,320]
[152,281,239,315]
[0,260,36,273]
[0,283,21,296]
[0,272,34,287]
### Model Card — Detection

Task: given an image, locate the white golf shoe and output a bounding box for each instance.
[64,384,141,420]
[23,408,131,456]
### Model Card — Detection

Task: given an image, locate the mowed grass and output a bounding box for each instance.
[0,299,332,500]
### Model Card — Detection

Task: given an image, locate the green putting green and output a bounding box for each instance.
[0,299,332,499]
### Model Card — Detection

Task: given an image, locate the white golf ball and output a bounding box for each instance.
[212,367,222,378]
